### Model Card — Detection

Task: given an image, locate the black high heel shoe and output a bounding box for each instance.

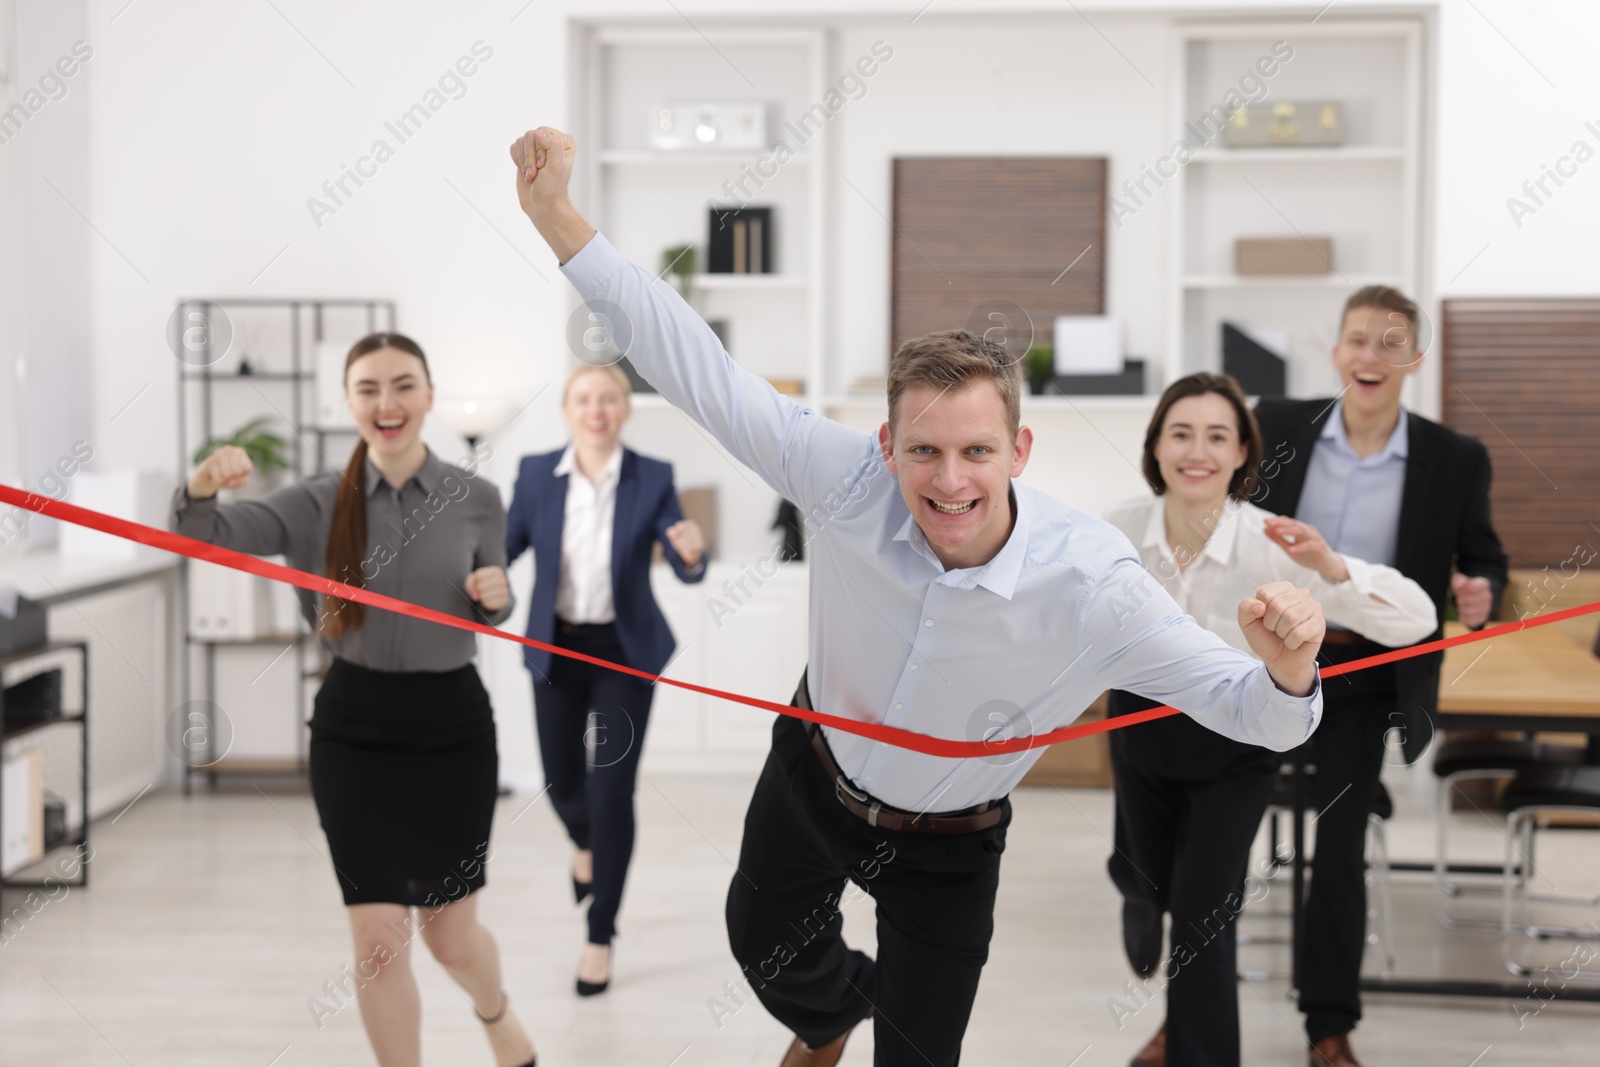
[476,990,536,1066]
[572,873,592,904]
[575,943,611,997]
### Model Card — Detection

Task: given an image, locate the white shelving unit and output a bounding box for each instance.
[575,26,827,406]
[1167,19,1428,402]
[571,24,829,768]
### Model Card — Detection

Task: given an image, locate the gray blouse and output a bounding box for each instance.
[171,449,514,673]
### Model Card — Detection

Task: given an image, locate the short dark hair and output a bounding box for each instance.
[1140,372,1261,503]
[887,330,1023,436]
[1340,285,1420,350]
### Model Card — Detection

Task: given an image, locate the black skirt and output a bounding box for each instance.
[308,658,499,907]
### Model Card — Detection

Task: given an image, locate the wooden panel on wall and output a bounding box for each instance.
[1441,299,1600,569]
[891,157,1106,359]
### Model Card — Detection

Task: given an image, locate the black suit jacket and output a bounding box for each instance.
[1253,399,1510,764]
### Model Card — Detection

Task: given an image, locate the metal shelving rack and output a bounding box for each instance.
[0,640,90,890]
[174,298,395,792]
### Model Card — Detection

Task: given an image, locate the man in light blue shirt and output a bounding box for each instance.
[510,127,1326,1067]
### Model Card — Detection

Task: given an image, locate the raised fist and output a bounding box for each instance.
[188,444,253,500]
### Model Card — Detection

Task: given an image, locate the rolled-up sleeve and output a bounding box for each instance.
[1078,556,1321,751]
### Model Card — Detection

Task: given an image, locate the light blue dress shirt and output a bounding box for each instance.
[561,234,1319,811]
[1295,399,1408,630]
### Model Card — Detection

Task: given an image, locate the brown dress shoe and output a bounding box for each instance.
[1129,1023,1165,1067]
[779,1022,859,1067]
[1309,1034,1363,1067]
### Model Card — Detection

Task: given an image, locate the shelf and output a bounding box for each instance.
[599,150,811,167]
[822,394,1158,413]
[694,274,808,291]
[199,757,306,775]
[1,712,85,744]
[1188,146,1405,164]
[1183,274,1401,291]
[188,632,308,646]
[179,371,311,382]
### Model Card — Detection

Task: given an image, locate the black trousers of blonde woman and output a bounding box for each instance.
[533,620,656,948]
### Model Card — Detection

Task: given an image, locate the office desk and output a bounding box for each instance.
[1287,620,1600,1003]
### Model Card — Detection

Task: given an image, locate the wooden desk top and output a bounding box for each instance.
[1435,622,1600,719]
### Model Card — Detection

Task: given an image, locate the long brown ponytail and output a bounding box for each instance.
[320,332,431,638]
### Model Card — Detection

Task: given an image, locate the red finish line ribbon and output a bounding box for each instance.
[5,482,1597,758]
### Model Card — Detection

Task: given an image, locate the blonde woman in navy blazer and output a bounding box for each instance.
[506,364,706,995]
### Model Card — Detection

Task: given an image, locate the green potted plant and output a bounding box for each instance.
[193,416,290,493]
[1024,343,1055,395]
[660,244,698,302]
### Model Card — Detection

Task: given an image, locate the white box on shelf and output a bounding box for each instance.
[1053,316,1122,375]
[61,471,169,560]
[648,101,766,152]
[188,560,284,641]
[315,340,358,429]
[1,748,44,877]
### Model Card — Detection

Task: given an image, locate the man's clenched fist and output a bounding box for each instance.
[508,126,594,264]
[1238,581,1326,697]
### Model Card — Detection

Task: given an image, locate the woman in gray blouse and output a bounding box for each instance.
[174,333,538,1067]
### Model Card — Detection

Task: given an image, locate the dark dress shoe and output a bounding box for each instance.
[573,874,592,903]
[1309,1034,1363,1067]
[779,1027,853,1067]
[779,1010,871,1067]
[1129,1023,1165,1067]
[1122,897,1162,978]
[576,943,611,997]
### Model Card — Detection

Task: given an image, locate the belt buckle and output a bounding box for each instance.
[836,774,871,806]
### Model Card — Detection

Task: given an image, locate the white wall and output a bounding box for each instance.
[62,0,1600,781]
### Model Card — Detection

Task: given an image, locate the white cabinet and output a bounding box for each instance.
[644,560,808,775]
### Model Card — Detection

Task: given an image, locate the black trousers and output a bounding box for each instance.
[725,706,1009,1066]
[1107,694,1275,1067]
[533,620,655,945]
[1294,646,1397,1044]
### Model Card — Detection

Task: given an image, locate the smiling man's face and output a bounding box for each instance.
[1332,303,1424,420]
[878,379,1032,571]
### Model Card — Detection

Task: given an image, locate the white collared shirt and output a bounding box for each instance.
[1105,495,1438,656]
[554,444,623,624]
[561,233,1322,812]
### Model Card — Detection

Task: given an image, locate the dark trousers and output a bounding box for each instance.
[725,707,1009,1066]
[533,620,655,945]
[1108,695,1275,1067]
[1294,646,1397,1044]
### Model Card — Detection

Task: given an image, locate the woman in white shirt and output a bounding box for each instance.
[505,364,707,996]
[1103,373,1436,1067]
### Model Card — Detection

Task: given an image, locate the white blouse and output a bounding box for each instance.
[553,444,623,624]
[1104,495,1438,655]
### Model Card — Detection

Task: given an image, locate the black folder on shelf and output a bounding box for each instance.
[707,207,774,274]
[1222,322,1286,398]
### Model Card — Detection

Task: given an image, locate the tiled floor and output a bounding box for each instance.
[1,775,1595,1065]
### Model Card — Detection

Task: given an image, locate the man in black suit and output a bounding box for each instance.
[1254,286,1509,1067]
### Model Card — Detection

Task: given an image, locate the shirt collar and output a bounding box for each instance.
[364,447,446,497]
[1321,398,1410,462]
[892,484,1030,600]
[1142,495,1241,568]
[554,444,624,483]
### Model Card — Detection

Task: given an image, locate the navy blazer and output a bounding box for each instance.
[506,446,706,680]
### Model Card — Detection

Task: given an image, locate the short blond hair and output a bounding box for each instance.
[886,330,1023,436]
[563,363,632,406]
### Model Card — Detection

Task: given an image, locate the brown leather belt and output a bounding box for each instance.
[796,674,1005,836]
[1320,629,1383,648]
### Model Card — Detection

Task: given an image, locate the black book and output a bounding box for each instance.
[1221,322,1286,398]
[708,206,774,273]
